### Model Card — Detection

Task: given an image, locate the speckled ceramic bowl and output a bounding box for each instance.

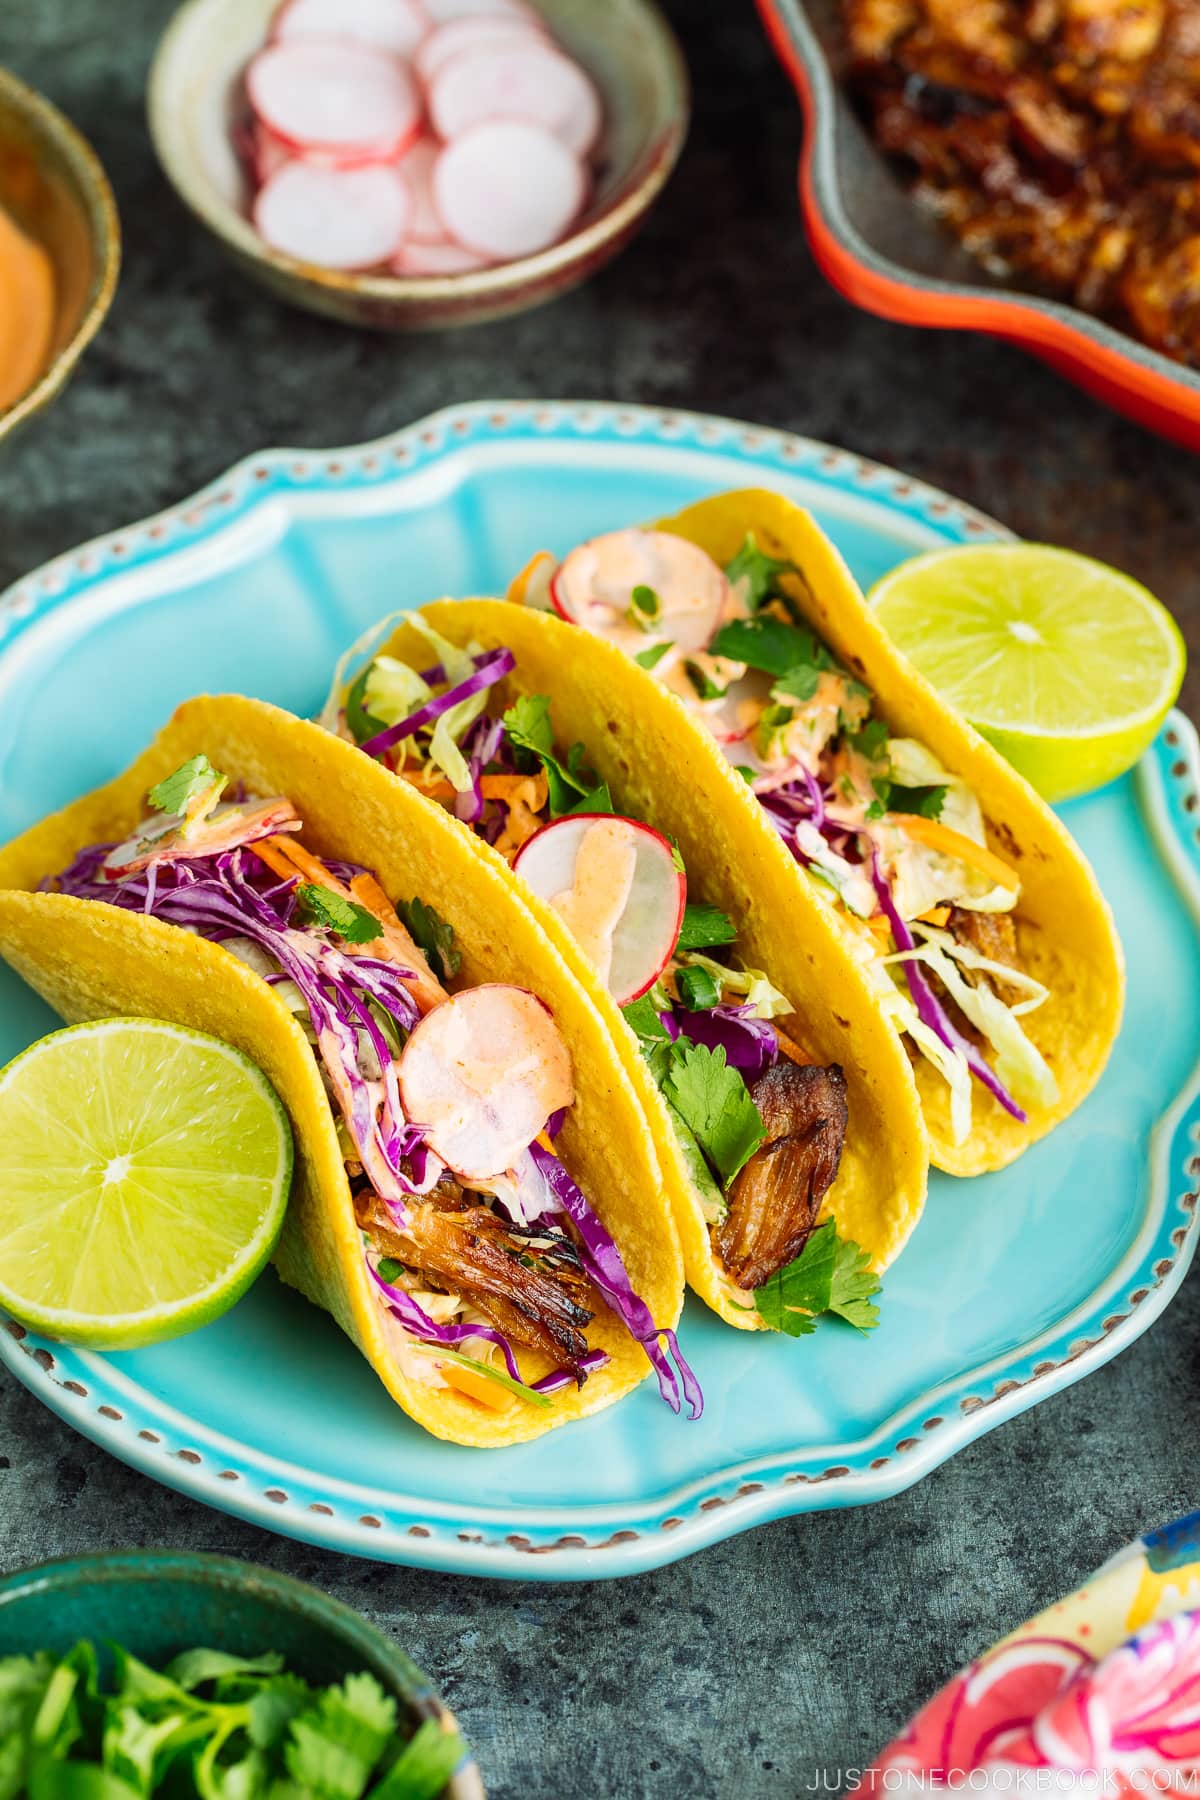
[0,66,119,443]
[147,0,689,331]
[0,1550,484,1798]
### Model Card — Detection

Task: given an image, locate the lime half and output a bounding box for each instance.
[0,1018,293,1347]
[869,543,1186,801]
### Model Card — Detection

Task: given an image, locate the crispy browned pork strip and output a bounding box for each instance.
[948,905,1026,1004]
[357,1188,595,1372]
[714,1062,849,1294]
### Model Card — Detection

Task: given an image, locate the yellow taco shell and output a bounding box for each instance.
[376,599,929,1327]
[0,694,685,1446]
[651,488,1125,1175]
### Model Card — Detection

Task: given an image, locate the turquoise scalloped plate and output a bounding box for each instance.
[0,400,1196,1581]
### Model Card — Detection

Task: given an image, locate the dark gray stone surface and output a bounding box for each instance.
[1,3,1198,1795]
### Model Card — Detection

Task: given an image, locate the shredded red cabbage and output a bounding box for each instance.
[531,1348,610,1394]
[454,713,506,825]
[369,1263,525,1381]
[528,1140,704,1419]
[869,854,1026,1122]
[673,1003,779,1078]
[360,648,516,759]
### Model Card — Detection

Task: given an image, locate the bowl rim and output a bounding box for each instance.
[755,0,1200,443]
[146,0,690,306]
[0,1549,484,1798]
[0,66,121,438]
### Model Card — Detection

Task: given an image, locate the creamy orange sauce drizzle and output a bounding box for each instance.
[0,201,55,410]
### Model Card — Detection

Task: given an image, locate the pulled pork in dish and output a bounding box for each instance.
[843,0,1200,365]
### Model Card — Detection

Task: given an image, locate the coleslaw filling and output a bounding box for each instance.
[48,767,699,1418]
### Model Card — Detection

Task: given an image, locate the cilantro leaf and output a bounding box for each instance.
[828,1236,882,1332]
[373,1719,466,1800]
[850,717,889,763]
[723,533,798,609]
[709,615,831,678]
[165,1649,284,1692]
[397,897,461,981]
[676,965,721,1011]
[633,641,671,671]
[621,995,672,1046]
[295,884,383,946]
[674,901,737,953]
[663,1042,764,1188]
[733,764,756,784]
[887,783,948,820]
[754,1222,838,1334]
[501,694,595,817]
[147,755,227,820]
[344,667,389,747]
[754,1222,882,1336]
[565,782,613,817]
[772,663,820,704]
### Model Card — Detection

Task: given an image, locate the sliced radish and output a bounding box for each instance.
[394,136,444,240]
[247,41,421,163]
[433,121,584,259]
[273,0,429,56]
[552,530,731,655]
[392,238,493,274]
[255,161,412,268]
[429,41,602,157]
[254,119,292,185]
[415,16,546,86]
[513,815,686,1006]
[398,984,574,1181]
[424,0,540,19]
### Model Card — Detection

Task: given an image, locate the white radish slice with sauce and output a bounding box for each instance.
[433,121,584,259]
[428,41,602,158]
[415,16,546,87]
[398,985,574,1182]
[254,120,292,185]
[248,41,421,163]
[255,162,412,268]
[513,814,686,1006]
[392,238,493,274]
[394,136,444,240]
[552,529,731,655]
[273,0,430,56]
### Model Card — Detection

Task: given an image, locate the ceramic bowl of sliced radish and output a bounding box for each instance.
[148,0,689,329]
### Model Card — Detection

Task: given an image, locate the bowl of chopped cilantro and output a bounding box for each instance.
[0,1549,482,1797]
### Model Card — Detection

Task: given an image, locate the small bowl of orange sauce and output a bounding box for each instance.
[0,66,119,444]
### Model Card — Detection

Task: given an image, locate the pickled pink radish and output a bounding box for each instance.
[513,814,686,1006]
[433,121,584,259]
[415,16,546,86]
[424,0,539,19]
[552,530,731,654]
[255,161,412,267]
[429,41,602,157]
[393,239,492,274]
[394,136,444,239]
[248,41,421,161]
[273,0,429,55]
[398,985,574,1181]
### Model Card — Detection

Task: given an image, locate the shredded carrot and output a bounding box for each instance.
[866,912,893,943]
[348,871,401,928]
[892,815,1020,893]
[440,1362,515,1410]
[399,772,456,803]
[916,904,952,927]
[506,550,555,607]
[772,1024,816,1066]
[247,837,300,883]
[257,834,339,888]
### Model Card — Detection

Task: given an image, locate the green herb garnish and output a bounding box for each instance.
[147,755,227,820]
[0,1641,466,1798]
[663,1041,765,1189]
[633,641,672,671]
[296,884,383,945]
[710,615,832,678]
[723,533,798,610]
[754,1220,882,1336]
[628,583,661,628]
[676,965,721,1011]
[887,783,948,820]
[398,896,461,981]
[675,901,737,953]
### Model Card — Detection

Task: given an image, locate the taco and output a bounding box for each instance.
[505,488,1124,1175]
[0,694,698,1446]
[315,599,928,1335]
